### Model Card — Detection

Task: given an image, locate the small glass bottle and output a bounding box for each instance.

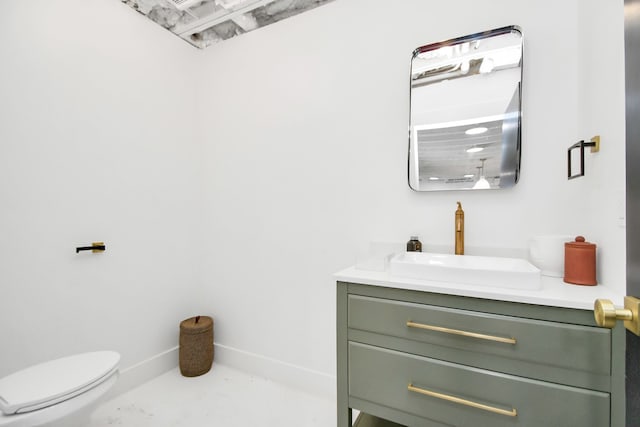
[407,236,423,252]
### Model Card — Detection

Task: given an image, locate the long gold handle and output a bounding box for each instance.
[408,383,517,417]
[406,320,516,345]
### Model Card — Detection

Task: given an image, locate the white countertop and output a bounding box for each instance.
[334,266,626,311]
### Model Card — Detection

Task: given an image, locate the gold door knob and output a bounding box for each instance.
[594,299,633,328]
[593,297,640,335]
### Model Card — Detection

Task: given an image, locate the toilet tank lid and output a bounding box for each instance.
[0,351,120,415]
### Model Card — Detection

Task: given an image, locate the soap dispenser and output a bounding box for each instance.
[407,236,422,252]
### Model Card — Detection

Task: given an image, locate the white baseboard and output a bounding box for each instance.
[107,346,179,399]
[104,343,336,402]
[213,343,336,400]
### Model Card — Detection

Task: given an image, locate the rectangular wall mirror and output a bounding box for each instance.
[408,26,523,191]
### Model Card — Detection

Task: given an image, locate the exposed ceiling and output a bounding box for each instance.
[121,0,335,49]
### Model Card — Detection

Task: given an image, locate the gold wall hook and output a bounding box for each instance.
[594,296,640,335]
[91,242,105,253]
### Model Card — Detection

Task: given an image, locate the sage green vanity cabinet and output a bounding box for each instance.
[337,282,625,427]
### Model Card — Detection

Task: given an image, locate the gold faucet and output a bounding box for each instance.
[455,201,464,255]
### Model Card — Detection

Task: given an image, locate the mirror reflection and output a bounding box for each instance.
[408,26,523,191]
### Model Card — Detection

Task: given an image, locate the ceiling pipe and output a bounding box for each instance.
[174,0,277,37]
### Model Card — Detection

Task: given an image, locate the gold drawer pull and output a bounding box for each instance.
[408,383,517,417]
[406,320,516,345]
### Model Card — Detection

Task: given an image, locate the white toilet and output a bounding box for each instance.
[0,351,120,427]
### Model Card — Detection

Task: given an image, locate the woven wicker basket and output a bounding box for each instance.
[179,315,214,377]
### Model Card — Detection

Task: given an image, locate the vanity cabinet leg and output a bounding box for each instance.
[337,407,352,427]
[337,282,351,427]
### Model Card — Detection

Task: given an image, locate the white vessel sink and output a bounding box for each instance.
[389,252,541,290]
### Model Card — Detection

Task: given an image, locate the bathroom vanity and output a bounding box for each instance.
[336,267,625,427]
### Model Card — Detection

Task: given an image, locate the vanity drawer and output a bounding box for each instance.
[348,295,610,381]
[348,342,610,427]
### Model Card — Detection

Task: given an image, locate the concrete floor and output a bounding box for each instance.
[89,364,336,427]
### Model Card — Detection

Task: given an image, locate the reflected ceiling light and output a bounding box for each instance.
[479,57,495,74]
[473,176,490,189]
[466,146,484,153]
[460,60,470,75]
[429,176,440,181]
[465,127,488,135]
[464,174,475,178]
[472,159,491,190]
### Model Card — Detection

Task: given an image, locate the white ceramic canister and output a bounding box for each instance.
[528,235,574,277]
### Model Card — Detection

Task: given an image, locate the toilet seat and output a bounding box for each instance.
[0,351,120,415]
[0,372,118,427]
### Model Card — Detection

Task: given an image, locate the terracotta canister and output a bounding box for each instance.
[563,236,597,286]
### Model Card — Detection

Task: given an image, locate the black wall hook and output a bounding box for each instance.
[76,242,106,253]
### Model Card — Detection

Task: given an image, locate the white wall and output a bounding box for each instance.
[0,0,205,378]
[197,0,626,383]
[577,0,627,296]
[0,0,625,396]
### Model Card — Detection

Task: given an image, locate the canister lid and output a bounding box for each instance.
[180,315,213,332]
[565,236,596,249]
